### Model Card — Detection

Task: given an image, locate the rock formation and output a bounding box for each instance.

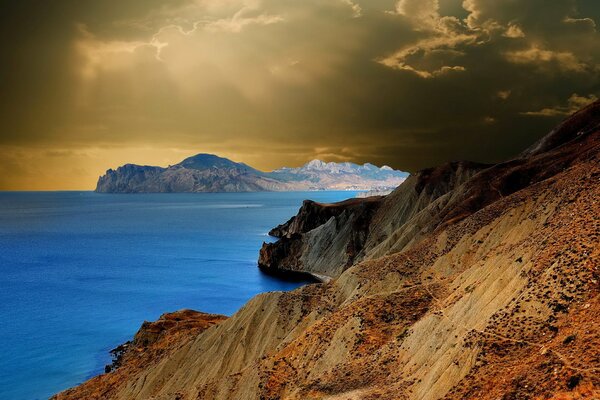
[259,161,488,280]
[54,310,226,400]
[95,154,408,193]
[57,101,600,399]
[259,197,385,279]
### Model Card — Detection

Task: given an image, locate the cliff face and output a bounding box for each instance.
[58,101,600,400]
[54,310,226,400]
[96,165,166,193]
[259,197,384,279]
[267,198,382,239]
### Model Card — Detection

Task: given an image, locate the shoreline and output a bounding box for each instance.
[257,264,321,283]
[257,264,333,284]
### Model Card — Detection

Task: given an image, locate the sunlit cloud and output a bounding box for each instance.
[504,47,588,72]
[522,93,598,116]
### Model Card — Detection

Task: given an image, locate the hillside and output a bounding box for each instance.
[58,101,600,399]
[95,155,408,193]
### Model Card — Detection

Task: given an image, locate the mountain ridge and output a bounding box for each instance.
[95,154,408,193]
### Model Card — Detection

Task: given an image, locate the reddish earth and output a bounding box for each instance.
[52,310,226,400]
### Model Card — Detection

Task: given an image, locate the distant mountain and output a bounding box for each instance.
[95,154,408,193]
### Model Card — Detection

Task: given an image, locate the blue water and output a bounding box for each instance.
[0,191,356,400]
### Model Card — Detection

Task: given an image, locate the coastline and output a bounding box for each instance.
[256,264,324,283]
[52,104,600,399]
[2,190,358,400]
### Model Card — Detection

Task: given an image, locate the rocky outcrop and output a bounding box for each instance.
[105,309,226,373]
[260,161,487,280]
[259,197,384,279]
[59,101,600,400]
[96,164,166,193]
[267,199,380,239]
[53,310,226,400]
[95,154,408,193]
[522,97,600,157]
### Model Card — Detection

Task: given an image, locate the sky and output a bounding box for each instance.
[1,0,599,190]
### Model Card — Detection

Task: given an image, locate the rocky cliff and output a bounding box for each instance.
[57,101,600,400]
[259,197,384,279]
[54,310,226,400]
[259,161,488,280]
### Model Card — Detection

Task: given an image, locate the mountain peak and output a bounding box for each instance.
[305,159,327,169]
[178,154,253,171]
[522,99,600,157]
[295,159,406,176]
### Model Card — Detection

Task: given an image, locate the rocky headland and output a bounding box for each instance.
[55,310,226,400]
[56,101,600,399]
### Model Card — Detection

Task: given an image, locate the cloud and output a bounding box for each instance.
[395,0,440,27]
[503,23,525,38]
[204,8,284,33]
[504,47,587,72]
[379,0,478,78]
[341,0,362,18]
[0,0,599,189]
[522,93,598,116]
[564,16,597,29]
[381,0,600,79]
[377,30,475,78]
[497,90,512,100]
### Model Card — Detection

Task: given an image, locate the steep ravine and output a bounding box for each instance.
[55,101,600,400]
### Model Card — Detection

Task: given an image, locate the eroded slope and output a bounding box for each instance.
[58,103,600,400]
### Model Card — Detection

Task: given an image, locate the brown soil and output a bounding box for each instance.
[52,310,226,400]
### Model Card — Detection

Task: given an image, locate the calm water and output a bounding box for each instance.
[0,191,356,400]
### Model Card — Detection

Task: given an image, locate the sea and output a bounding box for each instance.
[0,191,357,400]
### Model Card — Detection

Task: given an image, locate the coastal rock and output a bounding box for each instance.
[259,197,383,278]
[53,310,226,400]
[96,164,166,193]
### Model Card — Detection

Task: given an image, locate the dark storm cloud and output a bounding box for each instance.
[0,0,599,189]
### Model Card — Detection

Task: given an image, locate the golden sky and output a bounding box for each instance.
[1,0,599,190]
